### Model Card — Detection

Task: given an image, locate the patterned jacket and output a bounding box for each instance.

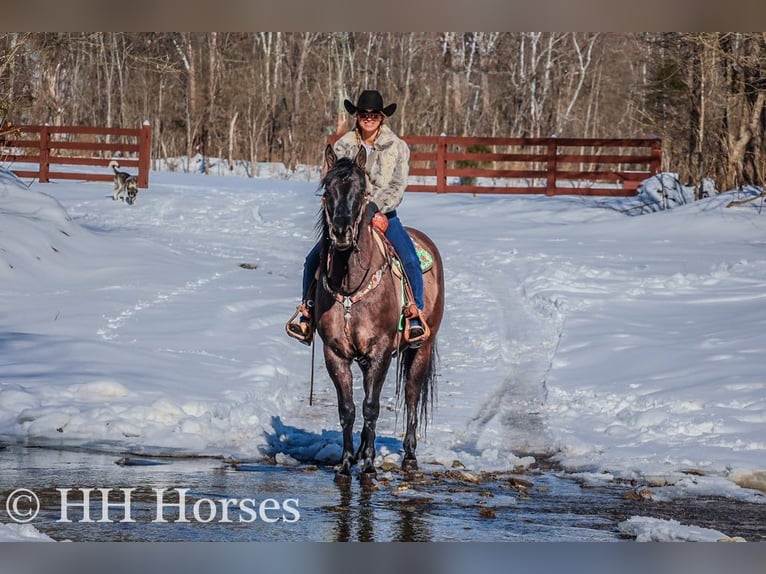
[333,124,410,214]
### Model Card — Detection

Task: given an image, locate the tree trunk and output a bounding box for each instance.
[228,111,239,171]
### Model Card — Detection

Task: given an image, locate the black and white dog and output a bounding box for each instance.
[109,160,139,204]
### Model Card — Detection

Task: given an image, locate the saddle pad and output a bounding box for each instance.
[413,238,434,273]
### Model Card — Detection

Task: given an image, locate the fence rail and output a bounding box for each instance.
[329,135,662,196]
[1,123,152,188]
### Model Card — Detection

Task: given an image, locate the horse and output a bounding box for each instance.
[313,144,444,485]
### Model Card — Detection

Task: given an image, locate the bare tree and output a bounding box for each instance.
[3,31,763,194]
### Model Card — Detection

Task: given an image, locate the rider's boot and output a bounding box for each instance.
[286,301,314,345]
[403,304,429,348]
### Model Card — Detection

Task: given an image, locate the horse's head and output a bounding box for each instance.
[320,144,369,251]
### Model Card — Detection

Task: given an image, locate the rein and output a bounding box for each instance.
[323,223,390,337]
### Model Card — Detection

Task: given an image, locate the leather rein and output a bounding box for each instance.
[321,196,390,336]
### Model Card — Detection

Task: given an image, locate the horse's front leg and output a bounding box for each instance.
[356,351,393,480]
[325,350,355,483]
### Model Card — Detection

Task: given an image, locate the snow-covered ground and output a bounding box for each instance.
[1,163,765,542]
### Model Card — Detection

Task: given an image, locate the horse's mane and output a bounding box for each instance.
[321,156,362,188]
[314,156,369,241]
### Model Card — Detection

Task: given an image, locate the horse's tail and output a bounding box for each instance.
[398,340,439,433]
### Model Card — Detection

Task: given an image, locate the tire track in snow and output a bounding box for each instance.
[440,248,564,460]
[460,285,563,457]
[97,271,224,341]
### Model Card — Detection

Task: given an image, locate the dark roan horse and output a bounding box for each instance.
[314,144,444,485]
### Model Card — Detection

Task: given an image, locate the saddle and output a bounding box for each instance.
[370,228,432,346]
[285,224,432,347]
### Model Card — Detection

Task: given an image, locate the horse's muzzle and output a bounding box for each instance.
[330,223,355,250]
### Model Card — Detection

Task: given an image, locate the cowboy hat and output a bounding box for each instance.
[343,90,397,117]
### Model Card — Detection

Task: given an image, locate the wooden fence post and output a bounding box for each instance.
[650,137,662,174]
[138,121,152,188]
[545,137,557,196]
[38,125,50,183]
[436,135,447,193]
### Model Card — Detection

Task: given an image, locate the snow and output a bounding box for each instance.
[1,161,765,542]
[0,522,56,542]
[618,516,745,542]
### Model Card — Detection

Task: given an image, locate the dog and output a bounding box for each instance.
[109,160,139,204]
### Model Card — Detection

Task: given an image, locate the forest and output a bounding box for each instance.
[1,32,765,192]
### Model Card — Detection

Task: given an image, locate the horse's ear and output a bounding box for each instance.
[325,145,337,170]
[353,146,367,170]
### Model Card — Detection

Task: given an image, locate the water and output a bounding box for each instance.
[1,446,763,542]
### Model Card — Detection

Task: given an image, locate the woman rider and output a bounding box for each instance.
[287,90,427,346]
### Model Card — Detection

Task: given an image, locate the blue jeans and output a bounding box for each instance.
[301,211,425,310]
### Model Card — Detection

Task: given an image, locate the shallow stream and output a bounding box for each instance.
[1,446,763,542]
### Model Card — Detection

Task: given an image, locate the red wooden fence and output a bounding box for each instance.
[328,135,662,197]
[1,123,152,188]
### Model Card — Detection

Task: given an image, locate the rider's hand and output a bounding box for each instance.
[371,211,388,234]
[367,201,388,233]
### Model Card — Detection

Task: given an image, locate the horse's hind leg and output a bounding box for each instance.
[325,352,355,483]
[401,343,435,471]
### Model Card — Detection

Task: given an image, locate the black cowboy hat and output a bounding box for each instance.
[343,90,397,117]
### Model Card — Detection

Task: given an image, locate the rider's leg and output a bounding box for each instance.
[384,213,427,342]
[288,241,321,340]
[301,241,321,305]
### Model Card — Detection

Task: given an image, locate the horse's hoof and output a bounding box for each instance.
[402,458,418,472]
[359,471,377,488]
[334,472,352,486]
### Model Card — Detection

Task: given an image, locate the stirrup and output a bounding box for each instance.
[285,304,314,345]
[403,305,430,348]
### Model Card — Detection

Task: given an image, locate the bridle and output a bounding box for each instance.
[321,183,369,255]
